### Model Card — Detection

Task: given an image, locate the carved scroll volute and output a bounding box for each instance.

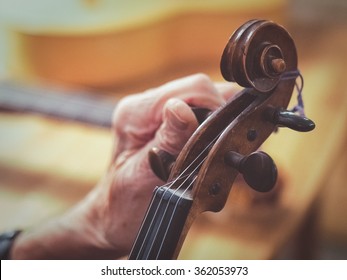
[220,20,297,92]
[193,20,299,213]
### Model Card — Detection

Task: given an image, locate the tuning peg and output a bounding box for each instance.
[267,108,315,132]
[148,147,175,181]
[225,151,277,192]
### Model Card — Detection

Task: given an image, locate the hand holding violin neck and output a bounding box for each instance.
[129,19,315,260]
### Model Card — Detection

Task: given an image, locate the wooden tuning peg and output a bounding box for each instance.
[267,108,315,132]
[148,147,175,181]
[225,151,277,192]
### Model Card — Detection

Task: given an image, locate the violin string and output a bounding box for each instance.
[134,173,198,258]
[133,145,208,258]
[132,114,223,258]
[154,175,197,259]
[143,68,305,258]
[134,174,198,259]
[137,130,224,259]
[135,68,306,259]
[147,149,211,256]
[129,175,189,258]
[141,131,227,256]
[144,158,205,259]
[139,147,211,259]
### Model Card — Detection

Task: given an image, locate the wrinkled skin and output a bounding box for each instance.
[11,74,236,259]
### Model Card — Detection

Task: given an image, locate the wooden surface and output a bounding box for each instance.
[1,11,347,259]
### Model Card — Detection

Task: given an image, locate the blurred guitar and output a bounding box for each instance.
[0,81,116,128]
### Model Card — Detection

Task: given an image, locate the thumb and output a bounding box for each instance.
[151,98,199,156]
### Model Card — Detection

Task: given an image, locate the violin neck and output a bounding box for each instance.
[128,186,193,260]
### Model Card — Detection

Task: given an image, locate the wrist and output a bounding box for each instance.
[58,186,124,258]
[9,187,123,259]
[88,174,131,255]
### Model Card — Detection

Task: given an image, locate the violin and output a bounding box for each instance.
[128,19,315,260]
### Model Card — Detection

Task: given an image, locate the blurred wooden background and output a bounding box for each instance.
[0,0,346,259]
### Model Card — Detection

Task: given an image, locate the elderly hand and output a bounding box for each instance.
[11,74,236,259]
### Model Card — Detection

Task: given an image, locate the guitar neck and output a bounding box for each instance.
[129,186,193,260]
[0,81,117,128]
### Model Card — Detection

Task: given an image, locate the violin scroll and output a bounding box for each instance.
[221,19,297,92]
[192,19,315,213]
[131,19,316,260]
[149,20,315,210]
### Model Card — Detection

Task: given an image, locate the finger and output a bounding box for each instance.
[112,74,224,154]
[151,98,198,155]
[155,73,224,110]
[128,98,199,187]
[113,74,223,131]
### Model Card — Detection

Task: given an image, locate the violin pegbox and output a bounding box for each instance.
[192,20,315,213]
[148,20,315,214]
[134,19,315,260]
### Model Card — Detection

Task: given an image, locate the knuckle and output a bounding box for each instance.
[191,73,215,93]
[191,73,210,83]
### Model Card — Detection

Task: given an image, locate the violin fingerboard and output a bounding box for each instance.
[128,186,192,260]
